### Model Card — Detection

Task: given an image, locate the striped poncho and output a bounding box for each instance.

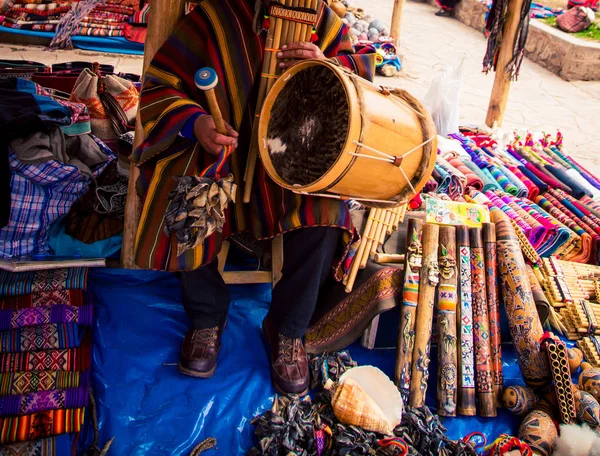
[132,0,375,274]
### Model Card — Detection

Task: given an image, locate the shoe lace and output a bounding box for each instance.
[194,327,219,347]
[278,335,300,363]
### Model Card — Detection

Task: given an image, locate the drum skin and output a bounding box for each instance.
[258,59,437,207]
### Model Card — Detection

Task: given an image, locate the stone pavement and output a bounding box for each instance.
[1,0,599,175]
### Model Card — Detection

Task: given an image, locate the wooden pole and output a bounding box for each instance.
[390,0,406,48]
[484,0,526,127]
[121,0,187,268]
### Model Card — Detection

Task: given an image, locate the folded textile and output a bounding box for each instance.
[76,25,124,36]
[0,407,85,444]
[499,164,528,197]
[0,386,88,416]
[545,164,591,199]
[123,22,145,43]
[1,290,87,310]
[499,194,546,248]
[488,164,518,195]
[0,305,93,330]
[130,2,148,24]
[0,323,85,353]
[0,434,77,456]
[566,169,600,199]
[507,165,538,199]
[0,346,90,373]
[1,21,56,30]
[0,370,88,396]
[447,156,482,190]
[0,268,88,297]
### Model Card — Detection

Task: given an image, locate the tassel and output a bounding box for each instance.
[262,15,270,30]
[310,27,318,42]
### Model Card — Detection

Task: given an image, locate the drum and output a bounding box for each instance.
[258,59,437,207]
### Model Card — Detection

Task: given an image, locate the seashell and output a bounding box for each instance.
[579,362,600,402]
[356,19,369,30]
[369,19,386,32]
[568,348,584,373]
[331,366,403,435]
[368,27,379,36]
[576,390,600,428]
[344,12,356,25]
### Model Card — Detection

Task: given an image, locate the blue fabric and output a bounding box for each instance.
[180,112,202,140]
[0,26,144,55]
[84,268,527,455]
[48,219,122,259]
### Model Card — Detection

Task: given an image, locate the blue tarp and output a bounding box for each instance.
[86,268,526,455]
[0,26,144,55]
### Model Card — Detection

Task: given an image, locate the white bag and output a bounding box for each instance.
[423,59,464,137]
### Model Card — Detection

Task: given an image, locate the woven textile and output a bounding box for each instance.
[0,269,87,297]
[0,407,84,444]
[0,387,87,416]
[0,346,90,373]
[0,305,93,331]
[0,324,84,353]
[1,290,87,310]
[0,371,87,396]
[0,435,75,456]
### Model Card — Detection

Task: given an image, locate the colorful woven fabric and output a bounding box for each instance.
[0,371,87,396]
[1,290,87,310]
[130,2,149,24]
[0,269,87,297]
[0,305,93,330]
[488,164,518,195]
[0,434,76,456]
[0,407,84,444]
[507,165,539,199]
[0,387,87,416]
[133,0,375,275]
[447,156,483,191]
[0,346,90,373]
[0,324,85,353]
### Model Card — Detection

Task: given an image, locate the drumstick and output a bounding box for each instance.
[344,208,376,293]
[409,223,439,408]
[195,68,227,135]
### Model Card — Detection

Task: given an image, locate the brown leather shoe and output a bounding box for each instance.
[262,316,309,396]
[178,323,225,378]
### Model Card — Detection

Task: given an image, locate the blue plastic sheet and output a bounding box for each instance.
[86,268,526,455]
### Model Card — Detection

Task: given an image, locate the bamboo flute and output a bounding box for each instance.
[483,222,503,407]
[437,226,458,417]
[360,208,384,268]
[470,226,497,417]
[374,253,405,264]
[344,208,376,292]
[278,0,294,66]
[409,223,440,408]
[456,225,476,416]
[266,0,290,93]
[374,209,394,252]
[395,218,424,403]
[386,208,397,235]
[293,0,304,42]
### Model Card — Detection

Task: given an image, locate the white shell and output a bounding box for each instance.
[331,366,403,435]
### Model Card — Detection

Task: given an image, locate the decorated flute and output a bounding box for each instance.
[483,222,503,406]
[456,225,476,416]
[491,208,550,388]
[409,223,440,408]
[470,226,496,417]
[437,226,458,417]
[395,218,424,403]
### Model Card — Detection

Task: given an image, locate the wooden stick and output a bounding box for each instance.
[390,0,406,48]
[470,226,496,417]
[456,225,476,416]
[395,218,423,403]
[360,208,384,268]
[374,210,394,251]
[437,226,458,417]
[483,222,503,407]
[409,223,440,408]
[121,0,186,269]
[344,208,376,293]
[485,0,527,127]
[374,253,405,264]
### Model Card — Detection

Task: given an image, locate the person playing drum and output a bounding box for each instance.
[132,0,375,396]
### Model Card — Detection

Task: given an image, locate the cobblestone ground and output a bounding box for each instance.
[1,0,599,175]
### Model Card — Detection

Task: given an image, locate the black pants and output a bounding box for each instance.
[180,227,341,338]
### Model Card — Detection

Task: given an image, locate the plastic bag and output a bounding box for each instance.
[423,59,464,137]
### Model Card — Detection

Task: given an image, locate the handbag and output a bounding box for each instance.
[70,63,138,176]
[556,6,594,32]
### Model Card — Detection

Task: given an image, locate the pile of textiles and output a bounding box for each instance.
[0,77,121,258]
[417,130,600,265]
[1,0,145,44]
[0,267,92,452]
[530,2,563,18]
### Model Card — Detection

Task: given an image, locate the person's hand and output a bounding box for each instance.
[193,114,239,155]
[277,42,326,70]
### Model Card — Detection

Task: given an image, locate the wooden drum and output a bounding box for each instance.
[257,59,437,207]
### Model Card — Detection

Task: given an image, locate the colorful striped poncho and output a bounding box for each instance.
[132,0,375,275]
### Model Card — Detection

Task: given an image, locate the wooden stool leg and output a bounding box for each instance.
[217,240,230,275]
[271,236,284,288]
